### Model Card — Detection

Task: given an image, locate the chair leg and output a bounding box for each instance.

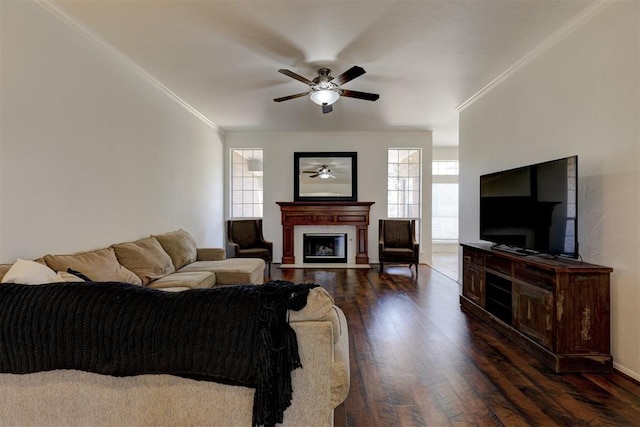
[379,262,384,273]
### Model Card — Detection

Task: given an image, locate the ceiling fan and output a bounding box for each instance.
[273,66,380,114]
[303,165,337,179]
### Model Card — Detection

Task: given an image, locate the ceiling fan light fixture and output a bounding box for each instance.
[309,89,340,106]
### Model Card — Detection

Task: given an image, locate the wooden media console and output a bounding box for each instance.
[460,243,613,373]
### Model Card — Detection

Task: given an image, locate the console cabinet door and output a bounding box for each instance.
[463,263,485,307]
[513,282,554,350]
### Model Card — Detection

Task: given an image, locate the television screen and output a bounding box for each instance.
[480,156,578,258]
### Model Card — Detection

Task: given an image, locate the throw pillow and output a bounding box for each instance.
[1,259,60,285]
[43,247,142,286]
[112,237,175,286]
[66,268,92,281]
[152,229,198,270]
[0,264,13,282]
[56,271,85,282]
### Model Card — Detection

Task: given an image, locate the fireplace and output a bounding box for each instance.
[303,234,347,263]
[276,201,374,265]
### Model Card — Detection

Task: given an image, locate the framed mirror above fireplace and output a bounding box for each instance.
[294,152,357,201]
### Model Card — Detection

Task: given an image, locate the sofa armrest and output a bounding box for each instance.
[289,317,349,424]
[196,248,226,261]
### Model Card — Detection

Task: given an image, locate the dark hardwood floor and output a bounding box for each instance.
[268,264,640,427]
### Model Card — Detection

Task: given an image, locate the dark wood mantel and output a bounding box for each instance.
[276,201,375,265]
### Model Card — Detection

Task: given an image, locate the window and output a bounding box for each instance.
[564,156,577,253]
[432,160,459,241]
[432,160,459,175]
[387,149,421,238]
[231,149,263,218]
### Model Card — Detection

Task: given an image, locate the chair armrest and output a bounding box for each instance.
[196,248,226,261]
[225,242,240,259]
[260,240,274,252]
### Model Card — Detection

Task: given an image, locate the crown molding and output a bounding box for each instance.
[36,0,219,131]
[456,0,614,112]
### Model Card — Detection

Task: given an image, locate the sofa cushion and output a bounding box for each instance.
[44,248,142,286]
[381,247,417,260]
[1,259,60,285]
[147,271,216,290]
[112,237,175,286]
[237,248,270,258]
[178,258,264,285]
[153,229,198,270]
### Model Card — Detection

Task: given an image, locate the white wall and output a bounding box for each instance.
[0,1,225,260]
[459,1,639,378]
[433,147,459,161]
[224,131,433,264]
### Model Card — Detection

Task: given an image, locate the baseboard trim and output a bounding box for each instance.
[278,263,371,269]
[613,363,640,384]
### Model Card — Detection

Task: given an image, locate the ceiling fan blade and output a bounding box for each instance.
[341,89,380,101]
[273,92,309,102]
[322,104,333,114]
[278,69,315,86]
[334,66,366,86]
[309,173,320,178]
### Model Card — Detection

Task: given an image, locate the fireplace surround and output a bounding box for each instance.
[276,201,374,265]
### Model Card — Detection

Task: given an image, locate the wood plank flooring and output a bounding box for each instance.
[268,264,640,427]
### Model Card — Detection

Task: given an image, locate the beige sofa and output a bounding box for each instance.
[0,229,266,290]
[0,230,350,426]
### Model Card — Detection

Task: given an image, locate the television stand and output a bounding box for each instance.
[460,243,612,373]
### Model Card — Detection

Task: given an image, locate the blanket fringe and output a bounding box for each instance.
[251,281,316,427]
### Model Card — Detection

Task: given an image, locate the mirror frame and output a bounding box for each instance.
[294,152,358,202]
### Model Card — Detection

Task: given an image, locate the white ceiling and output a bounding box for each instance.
[51,0,598,146]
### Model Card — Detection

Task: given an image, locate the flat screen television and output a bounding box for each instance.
[479,156,578,258]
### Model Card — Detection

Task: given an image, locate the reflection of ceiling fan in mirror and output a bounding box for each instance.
[303,165,337,179]
[274,66,380,114]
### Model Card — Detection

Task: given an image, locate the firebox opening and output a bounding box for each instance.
[303,233,347,263]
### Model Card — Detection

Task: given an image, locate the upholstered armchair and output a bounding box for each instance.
[226,219,273,275]
[378,219,420,276]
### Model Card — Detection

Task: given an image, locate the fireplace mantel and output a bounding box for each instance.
[276,201,375,265]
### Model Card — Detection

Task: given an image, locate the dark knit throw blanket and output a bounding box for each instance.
[0,280,318,427]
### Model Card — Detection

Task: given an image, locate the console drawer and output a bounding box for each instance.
[485,254,512,275]
[514,262,555,290]
[463,248,484,266]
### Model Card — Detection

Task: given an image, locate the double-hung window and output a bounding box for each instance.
[432,160,459,241]
[387,148,421,239]
[230,149,263,218]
